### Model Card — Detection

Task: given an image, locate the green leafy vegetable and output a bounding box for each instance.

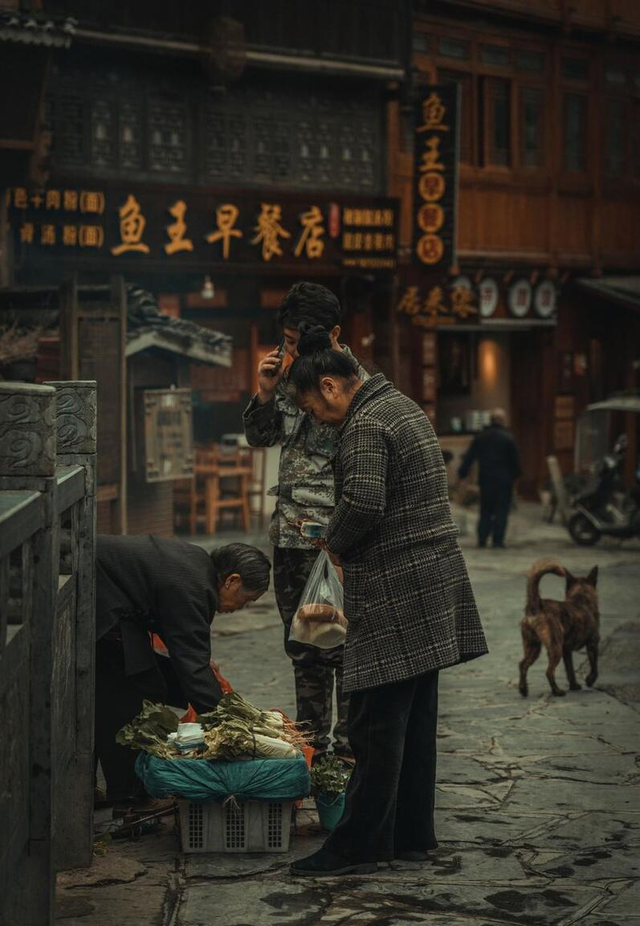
[310,755,352,797]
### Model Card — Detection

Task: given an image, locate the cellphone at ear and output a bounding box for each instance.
[266,338,285,378]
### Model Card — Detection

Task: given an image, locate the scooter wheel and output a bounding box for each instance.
[568,513,601,546]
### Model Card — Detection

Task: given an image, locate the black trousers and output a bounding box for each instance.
[478,479,513,547]
[325,670,439,863]
[95,639,188,800]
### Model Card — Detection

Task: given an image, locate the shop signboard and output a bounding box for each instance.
[412,84,460,272]
[396,271,477,328]
[6,185,398,278]
[398,82,465,328]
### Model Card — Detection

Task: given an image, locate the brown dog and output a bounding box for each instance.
[519,559,600,697]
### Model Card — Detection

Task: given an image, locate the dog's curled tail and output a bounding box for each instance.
[526,559,566,615]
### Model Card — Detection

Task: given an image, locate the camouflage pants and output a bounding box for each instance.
[273,546,352,759]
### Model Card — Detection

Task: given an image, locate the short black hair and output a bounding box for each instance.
[288,324,359,395]
[277,282,341,331]
[210,543,271,594]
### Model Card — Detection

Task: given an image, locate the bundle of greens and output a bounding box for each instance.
[198,693,311,752]
[116,693,310,761]
[200,721,297,761]
[309,755,352,798]
[115,701,180,758]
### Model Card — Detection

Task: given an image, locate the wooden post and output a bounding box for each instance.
[0,188,10,289]
[59,275,79,381]
[44,380,97,870]
[0,382,58,926]
[111,275,128,534]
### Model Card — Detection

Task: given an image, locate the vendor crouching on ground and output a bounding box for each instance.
[287,328,488,876]
[95,536,271,810]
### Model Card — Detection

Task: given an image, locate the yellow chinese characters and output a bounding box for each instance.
[419,137,445,173]
[397,286,421,316]
[20,223,35,244]
[252,203,290,262]
[41,224,56,246]
[64,190,79,212]
[423,286,448,320]
[80,191,106,215]
[206,204,243,260]
[111,195,150,256]
[79,225,105,249]
[46,190,61,210]
[294,206,325,259]
[416,235,444,266]
[164,200,194,255]
[417,92,449,134]
[451,285,477,319]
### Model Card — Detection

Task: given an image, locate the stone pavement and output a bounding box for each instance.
[55,502,640,926]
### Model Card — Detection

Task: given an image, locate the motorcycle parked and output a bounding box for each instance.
[568,435,640,545]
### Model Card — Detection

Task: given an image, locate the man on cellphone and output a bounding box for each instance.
[243,282,366,765]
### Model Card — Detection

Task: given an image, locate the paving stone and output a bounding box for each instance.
[544,812,640,849]
[518,752,639,785]
[588,879,640,917]
[528,847,639,881]
[503,779,638,813]
[57,856,147,888]
[177,880,331,926]
[437,811,564,848]
[309,878,606,926]
[386,847,533,883]
[183,832,326,881]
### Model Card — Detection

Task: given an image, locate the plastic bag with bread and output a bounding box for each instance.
[289,551,347,650]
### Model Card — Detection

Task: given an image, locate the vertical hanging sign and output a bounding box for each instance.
[413,84,460,272]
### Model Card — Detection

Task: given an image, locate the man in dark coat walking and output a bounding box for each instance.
[458,408,521,549]
[285,328,488,876]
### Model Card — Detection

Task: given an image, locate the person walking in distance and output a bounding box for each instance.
[243,282,366,764]
[457,408,521,549]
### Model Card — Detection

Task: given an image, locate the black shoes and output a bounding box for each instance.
[290,847,377,877]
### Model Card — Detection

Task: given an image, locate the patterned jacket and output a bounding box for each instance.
[243,346,366,549]
[326,374,488,693]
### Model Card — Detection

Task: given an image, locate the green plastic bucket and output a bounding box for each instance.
[316,792,346,831]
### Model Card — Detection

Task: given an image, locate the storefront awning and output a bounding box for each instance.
[125,285,232,367]
[576,276,640,312]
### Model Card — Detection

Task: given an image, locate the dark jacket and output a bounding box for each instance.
[96,535,222,712]
[326,374,488,693]
[458,423,521,486]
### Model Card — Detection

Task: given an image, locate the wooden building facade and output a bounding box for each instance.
[388,0,640,496]
[2,0,409,514]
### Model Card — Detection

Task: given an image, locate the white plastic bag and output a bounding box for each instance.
[289,551,347,649]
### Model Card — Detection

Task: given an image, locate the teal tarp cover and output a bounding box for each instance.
[135,752,310,803]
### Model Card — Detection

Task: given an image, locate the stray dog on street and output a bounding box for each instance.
[519,558,600,697]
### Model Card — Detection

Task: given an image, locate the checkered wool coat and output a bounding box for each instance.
[326,374,488,693]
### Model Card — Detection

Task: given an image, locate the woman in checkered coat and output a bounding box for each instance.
[288,326,488,878]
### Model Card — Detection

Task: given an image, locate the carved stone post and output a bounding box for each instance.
[44,381,97,871]
[0,383,57,926]
[0,382,57,479]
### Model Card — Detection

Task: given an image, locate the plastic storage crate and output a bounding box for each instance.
[179,800,294,853]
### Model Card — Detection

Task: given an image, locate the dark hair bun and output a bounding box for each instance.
[297,322,333,356]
